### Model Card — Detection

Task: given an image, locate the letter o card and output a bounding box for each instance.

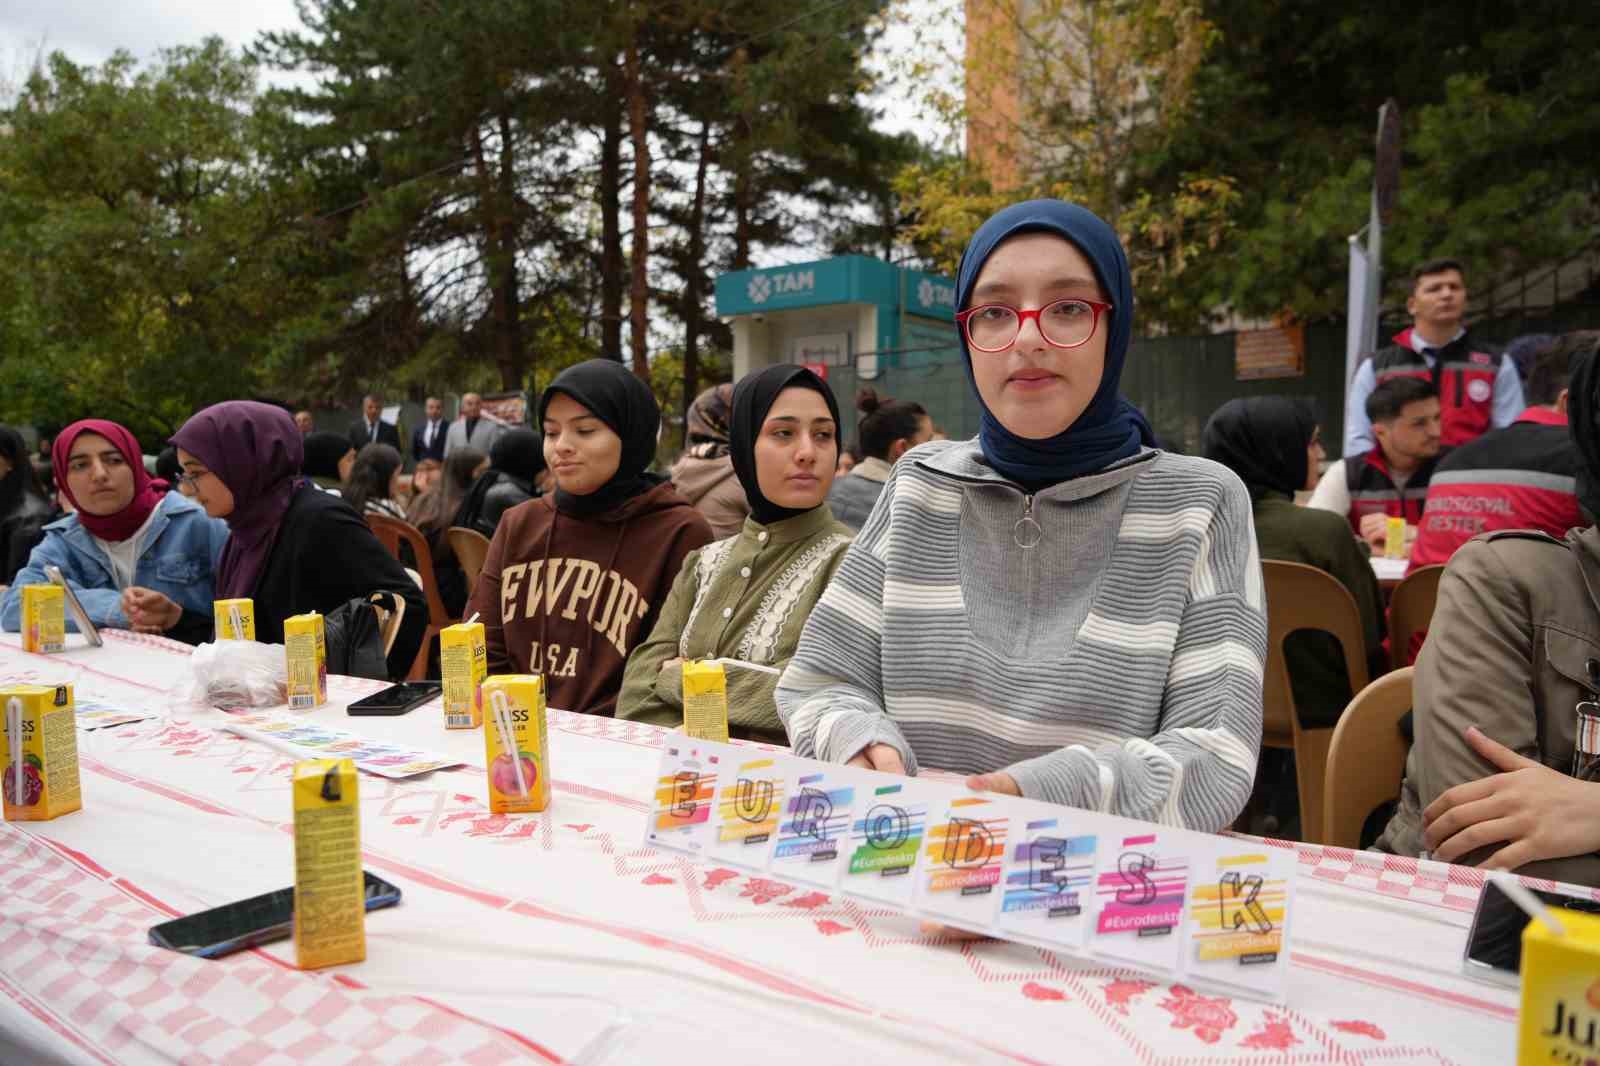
[1185,848,1294,1001]
[915,794,1009,930]
[770,767,858,887]
[994,810,1096,950]
[837,778,932,907]
[708,755,786,870]
[645,742,725,855]
[1092,833,1189,972]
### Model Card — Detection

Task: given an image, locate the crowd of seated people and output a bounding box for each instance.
[9,199,1600,892]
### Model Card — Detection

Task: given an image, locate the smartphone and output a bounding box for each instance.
[147,871,402,958]
[44,566,102,647]
[347,680,443,717]
[1462,880,1600,987]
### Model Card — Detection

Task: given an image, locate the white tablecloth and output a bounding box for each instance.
[0,631,1547,1065]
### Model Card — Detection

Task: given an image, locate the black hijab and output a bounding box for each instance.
[454,428,545,529]
[730,365,842,526]
[539,359,662,518]
[1567,338,1600,521]
[302,431,353,481]
[0,426,46,518]
[1200,397,1317,503]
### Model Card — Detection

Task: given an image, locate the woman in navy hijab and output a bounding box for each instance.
[777,199,1266,833]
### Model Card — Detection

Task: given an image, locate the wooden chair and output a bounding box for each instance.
[447,526,492,592]
[1323,667,1414,849]
[367,590,406,657]
[1261,560,1372,845]
[1389,564,1445,671]
[366,514,452,680]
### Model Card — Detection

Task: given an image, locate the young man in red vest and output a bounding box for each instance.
[1310,376,1442,551]
[1343,258,1524,455]
[1407,333,1587,573]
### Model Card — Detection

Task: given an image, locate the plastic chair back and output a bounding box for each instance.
[1323,667,1414,848]
[1262,559,1372,844]
[1389,564,1445,671]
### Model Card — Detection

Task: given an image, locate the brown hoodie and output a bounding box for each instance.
[466,480,714,716]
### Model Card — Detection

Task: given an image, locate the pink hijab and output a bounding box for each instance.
[52,420,164,542]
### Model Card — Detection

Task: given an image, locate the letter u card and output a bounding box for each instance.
[1092,833,1189,972]
[644,741,725,855]
[769,767,859,887]
[916,794,1010,929]
[994,808,1096,950]
[1185,848,1294,1001]
[838,778,932,907]
[708,754,786,870]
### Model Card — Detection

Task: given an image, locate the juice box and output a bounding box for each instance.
[2,684,81,821]
[482,674,550,814]
[682,660,729,743]
[292,758,364,970]
[1518,907,1600,1063]
[284,612,328,710]
[21,585,64,654]
[215,598,255,641]
[440,622,487,729]
[1384,516,1408,560]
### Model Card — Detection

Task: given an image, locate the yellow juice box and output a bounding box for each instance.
[284,612,328,710]
[21,585,64,654]
[215,598,255,641]
[1384,516,1408,560]
[1519,907,1600,1063]
[682,660,729,743]
[482,674,550,813]
[292,758,364,970]
[440,622,487,729]
[2,684,81,821]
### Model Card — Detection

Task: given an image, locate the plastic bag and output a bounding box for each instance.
[185,640,287,708]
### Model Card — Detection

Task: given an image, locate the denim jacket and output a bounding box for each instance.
[1,491,229,637]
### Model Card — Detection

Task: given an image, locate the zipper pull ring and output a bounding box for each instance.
[1014,494,1042,549]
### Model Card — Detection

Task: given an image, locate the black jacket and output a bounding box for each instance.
[411,419,448,463]
[251,485,426,679]
[348,419,402,454]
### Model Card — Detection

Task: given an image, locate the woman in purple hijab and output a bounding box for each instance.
[172,401,425,677]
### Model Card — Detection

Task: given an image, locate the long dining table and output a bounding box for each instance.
[0,628,1549,1065]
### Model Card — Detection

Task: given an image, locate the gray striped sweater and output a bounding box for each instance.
[775,438,1266,833]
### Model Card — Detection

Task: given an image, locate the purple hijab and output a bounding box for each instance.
[171,401,304,599]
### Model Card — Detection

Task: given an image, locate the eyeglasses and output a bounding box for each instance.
[174,469,211,490]
[954,299,1114,353]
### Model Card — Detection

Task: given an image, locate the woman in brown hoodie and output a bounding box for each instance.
[670,383,749,538]
[466,359,714,716]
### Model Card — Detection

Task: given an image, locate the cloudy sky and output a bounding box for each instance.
[0,0,956,143]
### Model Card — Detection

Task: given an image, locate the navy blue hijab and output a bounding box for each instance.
[955,199,1155,485]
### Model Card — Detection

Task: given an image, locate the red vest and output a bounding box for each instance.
[1407,407,1583,572]
[1369,329,1501,447]
[1344,448,1436,533]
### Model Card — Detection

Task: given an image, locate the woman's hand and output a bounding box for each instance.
[966,771,1021,796]
[1423,726,1600,869]
[845,743,907,775]
[659,657,683,674]
[121,587,181,633]
[1358,513,1390,550]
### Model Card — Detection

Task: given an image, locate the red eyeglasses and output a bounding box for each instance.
[955,299,1114,352]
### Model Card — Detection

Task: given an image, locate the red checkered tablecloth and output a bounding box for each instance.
[0,631,1530,1065]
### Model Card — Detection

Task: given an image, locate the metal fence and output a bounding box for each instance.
[828,300,1600,461]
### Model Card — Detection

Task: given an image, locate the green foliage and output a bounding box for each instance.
[0,41,309,446]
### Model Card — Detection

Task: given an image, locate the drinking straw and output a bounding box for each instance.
[1491,871,1567,937]
[229,604,245,640]
[490,689,529,797]
[464,612,480,626]
[7,698,22,807]
[707,657,782,676]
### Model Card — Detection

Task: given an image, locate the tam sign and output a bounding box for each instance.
[746,269,815,305]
